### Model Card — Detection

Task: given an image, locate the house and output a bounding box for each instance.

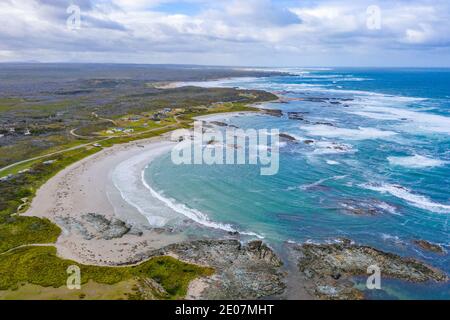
[128,115,142,121]
[9,127,15,133]
[151,112,168,121]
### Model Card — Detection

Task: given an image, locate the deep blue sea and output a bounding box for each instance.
[144,68,450,299]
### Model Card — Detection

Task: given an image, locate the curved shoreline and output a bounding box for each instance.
[24,133,187,265]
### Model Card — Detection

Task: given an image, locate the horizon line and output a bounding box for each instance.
[1,62,450,69]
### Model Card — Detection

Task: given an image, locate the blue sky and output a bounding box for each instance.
[1,0,450,67]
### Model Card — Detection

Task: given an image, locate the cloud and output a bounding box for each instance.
[0,0,449,66]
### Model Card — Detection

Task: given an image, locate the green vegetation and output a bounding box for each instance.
[0,147,101,254]
[0,98,26,112]
[0,216,60,254]
[0,147,100,218]
[0,246,214,299]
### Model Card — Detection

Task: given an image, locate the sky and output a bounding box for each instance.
[1,0,450,67]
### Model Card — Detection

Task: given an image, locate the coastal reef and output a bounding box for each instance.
[289,239,448,300]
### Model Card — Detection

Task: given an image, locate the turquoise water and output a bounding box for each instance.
[145,68,450,298]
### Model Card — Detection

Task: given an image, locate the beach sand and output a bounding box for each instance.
[24,133,187,266]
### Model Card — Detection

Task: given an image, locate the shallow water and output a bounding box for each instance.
[142,68,450,298]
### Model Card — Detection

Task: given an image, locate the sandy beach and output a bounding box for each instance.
[24,132,189,266]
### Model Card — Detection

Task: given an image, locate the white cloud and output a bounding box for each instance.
[0,0,449,66]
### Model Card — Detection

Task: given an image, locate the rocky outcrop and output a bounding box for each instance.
[56,213,142,240]
[210,121,229,127]
[279,133,297,142]
[413,240,445,254]
[340,199,397,216]
[290,239,448,300]
[288,112,306,120]
[261,109,283,117]
[153,240,285,299]
[313,121,335,126]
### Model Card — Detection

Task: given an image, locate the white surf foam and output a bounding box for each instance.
[312,140,356,154]
[388,155,447,168]
[361,183,450,214]
[347,105,450,135]
[111,144,178,227]
[296,175,347,191]
[376,201,401,216]
[301,125,397,140]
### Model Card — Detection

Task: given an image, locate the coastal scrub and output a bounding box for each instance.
[0,246,214,299]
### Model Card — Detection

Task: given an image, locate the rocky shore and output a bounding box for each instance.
[154,240,286,299]
[288,239,448,300]
[99,233,447,300]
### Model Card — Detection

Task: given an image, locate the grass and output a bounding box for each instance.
[0,216,60,254]
[0,246,213,299]
[0,280,138,300]
[0,98,26,112]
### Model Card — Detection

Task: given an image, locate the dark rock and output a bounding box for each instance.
[301,97,329,103]
[83,213,131,240]
[279,133,297,142]
[413,240,445,254]
[57,213,138,240]
[340,200,392,216]
[210,121,228,127]
[261,109,283,117]
[288,112,306,120]
[314,122,335,126]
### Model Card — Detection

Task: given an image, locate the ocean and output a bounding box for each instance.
[129,68,449,299]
